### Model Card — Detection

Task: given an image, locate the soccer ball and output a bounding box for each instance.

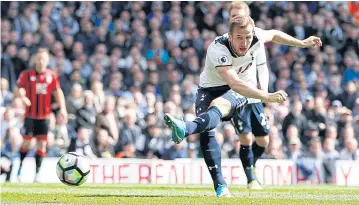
[56,152,90,186]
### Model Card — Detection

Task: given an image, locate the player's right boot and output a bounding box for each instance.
[16,166,22,182]
[247,179,263,190]
[164,113,186,144]
[216,184,231,197]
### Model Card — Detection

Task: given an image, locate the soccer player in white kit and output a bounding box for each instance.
[165,15,288,197]
[166,2,322,196]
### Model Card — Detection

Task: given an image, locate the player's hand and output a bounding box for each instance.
[21,96,31,106]
[301,36,322,48]
[263,90,288,103]
[59,108,68,123]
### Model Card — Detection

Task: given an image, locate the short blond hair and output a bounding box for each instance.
[229,1,250,16]
[229,15,254,33]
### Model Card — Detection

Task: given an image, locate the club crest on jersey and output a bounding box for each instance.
[218,55,229,65]
[46,75,53,83]
[250,51,254,60]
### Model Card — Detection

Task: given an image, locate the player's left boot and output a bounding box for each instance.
[253,166,264,187]
[34,173,41,183]
[216,184,231,197]
[247,179,263,190]
[164,113,186,144]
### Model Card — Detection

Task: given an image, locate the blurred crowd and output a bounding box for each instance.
[1,1,359,169]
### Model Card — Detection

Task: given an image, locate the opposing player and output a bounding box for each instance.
[229,1,322,190]
[15,47,68,182]
[165,16,288,197]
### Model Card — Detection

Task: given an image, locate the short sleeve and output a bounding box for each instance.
[256,43,267,66]
[254,27,272,43]
[52,73,60,89]
[208,44,233,68]
[17,71,27,88]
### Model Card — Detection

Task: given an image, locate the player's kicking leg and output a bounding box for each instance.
[232,103,269,189]
[165,89,246,197]
[165,90,247,144]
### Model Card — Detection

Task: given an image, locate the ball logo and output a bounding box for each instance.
[218,55,229,65]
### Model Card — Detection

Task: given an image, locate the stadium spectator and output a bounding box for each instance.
[353,98,359,117]
[75,21,97,56]
[221,124,237,154]
[227,135,240,159]
[46,132,61,157]
[338,81,358,110]
[339,137,359,160]
[115,110,145,156]
[286,137,303,161]
[322,137,340,183]
[68,127,97,159]
[303,138,324,160]
[1,50,17,91]
[262,138,286,159]
[147,122,172,159]
[91,81,106,113]
[282,100,308,138]
[284,124,300,147]
[53,112,71,155]
[66,84,83,118]
[94,96,120,145]
[343,59,359,85]
[93,129,114,158]
[75,90,96,132]
[1,78,14,107]
[323,137,340,160]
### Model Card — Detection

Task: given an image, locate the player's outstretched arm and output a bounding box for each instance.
[261,29,322,48]
[217,66,287,103]
[54,88,68,122]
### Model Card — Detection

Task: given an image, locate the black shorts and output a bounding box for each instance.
[231,103,270,137]
[23,118,50,139]
[195,85,248,121]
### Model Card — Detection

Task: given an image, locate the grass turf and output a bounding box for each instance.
[1,183,359,205]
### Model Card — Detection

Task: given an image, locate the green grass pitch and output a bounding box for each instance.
[1,183,359,205]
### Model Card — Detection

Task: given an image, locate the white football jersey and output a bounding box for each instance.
[199,27,268,103]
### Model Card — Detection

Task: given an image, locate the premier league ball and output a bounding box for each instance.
[56,152,90,186]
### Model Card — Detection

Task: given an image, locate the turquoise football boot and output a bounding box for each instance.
[164,113,186,144]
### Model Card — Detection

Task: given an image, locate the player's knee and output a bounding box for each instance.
[239,133,252,145]
[209,98,231,117]
[22,139,31,147]
[255,136,269,147]
[37,140,47,150]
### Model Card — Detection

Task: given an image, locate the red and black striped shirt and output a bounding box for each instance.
[17,69,60,119]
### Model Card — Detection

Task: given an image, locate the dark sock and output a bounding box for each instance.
[200,131,226,190]
[185,106,222,136]
[240,145,255,183]
[5,165,12,181]
[18,148,28,175]
[35,150,46,174]
[252,141,266,165]
[20,149,27,163]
